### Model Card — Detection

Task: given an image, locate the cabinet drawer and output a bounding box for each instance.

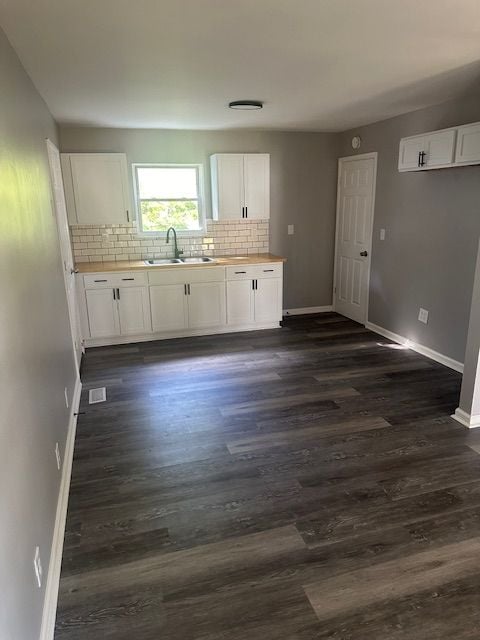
[148,266,225,286]
[252,263,283,279]
[84,272,147,289]
[226,265,256,281]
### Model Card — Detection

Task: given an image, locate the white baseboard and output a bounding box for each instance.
[451,408,480,429]
[283,306,333,316]
[39,375,82,640]
[365,321,464,373]
[84,322,281,348]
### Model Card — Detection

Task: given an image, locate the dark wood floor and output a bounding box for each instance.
[55,313,480,639]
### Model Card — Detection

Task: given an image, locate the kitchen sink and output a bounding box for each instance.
[144,257,216,266]
[144,258,183,265]
[180,257,215,264]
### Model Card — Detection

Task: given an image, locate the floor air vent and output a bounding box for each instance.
[89,387,107,404]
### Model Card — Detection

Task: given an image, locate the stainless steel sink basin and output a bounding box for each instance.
[180,257,216,264]
[144,258,182,265]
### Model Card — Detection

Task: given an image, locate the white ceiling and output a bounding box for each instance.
[1,0,480,131]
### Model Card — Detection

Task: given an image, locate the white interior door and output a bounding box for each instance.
[334,154,377,324]
[46,139,83,370]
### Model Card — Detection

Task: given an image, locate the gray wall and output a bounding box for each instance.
[59,127,339,309]
[338,93,480,363]
[0,28,77,639]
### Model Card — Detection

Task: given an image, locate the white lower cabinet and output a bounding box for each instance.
[150,284,188,332]
[188,281,226,329]
[85,288,119,338]
[80,263,282,345]
[226,280,255,325]
[117,286,151,336]
[226,263,283,326]
[254,277,282,323]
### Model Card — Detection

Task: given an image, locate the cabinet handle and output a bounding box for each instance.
[121,278,134,281]
[94,279,108,282]
[263,269,274,272]
[126,209,130,221]
[241,206,245,218]
[252,279,255,290]
[235,271,247,274]
[188,284,191,295]
[419,151,426,166]
[113,288,116,300]
[116,288,120,300]
[255,279,258,290]
[245,206,248,218]
[184,284,187,295]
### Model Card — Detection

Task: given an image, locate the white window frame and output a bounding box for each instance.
[132,163,206,236]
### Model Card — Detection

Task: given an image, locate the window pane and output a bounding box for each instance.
[137,167,198,199]
[140,200,200,232]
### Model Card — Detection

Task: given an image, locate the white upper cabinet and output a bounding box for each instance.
[426,130,456,167]
[455,122,480,165]
[398,129,456,172]
[211,153,270,220]
[61,153,130,224]
[398,136,427,171]
[397,120,480,172]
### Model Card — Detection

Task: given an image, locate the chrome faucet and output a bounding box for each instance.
[166,227,183,260]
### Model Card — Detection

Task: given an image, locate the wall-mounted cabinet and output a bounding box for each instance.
[455,123,480,165]
[398,120,480,172]
[210,153,270,220]
[61,153,130,224]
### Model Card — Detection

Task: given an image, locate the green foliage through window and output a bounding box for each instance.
[141,200,200,232]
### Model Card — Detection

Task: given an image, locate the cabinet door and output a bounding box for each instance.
[68,153,130,224]
[398,136,426,171]
[117,286,151,335]
[455,123,480,165]
[211,154,244,220]
[150,284,188,332]
[188,282,226,329]
[226,280,254,325]
[243,154,270,219]
[85,288,119,338]
[425,130,456,168]
[254,278,282,324]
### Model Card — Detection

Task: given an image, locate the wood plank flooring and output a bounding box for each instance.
[54,313,480,639]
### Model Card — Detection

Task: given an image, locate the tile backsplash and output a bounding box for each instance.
[71,219,269,263]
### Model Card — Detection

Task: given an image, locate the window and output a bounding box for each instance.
[134,164,204,233]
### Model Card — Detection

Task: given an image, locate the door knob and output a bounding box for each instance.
[360,250,368,257]
[70,268,79,274]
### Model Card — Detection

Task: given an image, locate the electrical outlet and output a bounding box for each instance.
[380,228,386,241]
[33,547,42,588]
[55,442,61,470]
[418,308,429,324]
[287,224,294,235]
[64,387,69,409]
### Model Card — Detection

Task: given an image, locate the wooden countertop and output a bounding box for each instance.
[76,253,286,273]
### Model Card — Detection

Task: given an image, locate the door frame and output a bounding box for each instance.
[332,151,378,325]
[46,138,83,370]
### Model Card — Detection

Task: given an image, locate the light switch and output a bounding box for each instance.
[287,224,294,235]
[380,228,386,241]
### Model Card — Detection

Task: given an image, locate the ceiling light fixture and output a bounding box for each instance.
[228,100,263,110]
